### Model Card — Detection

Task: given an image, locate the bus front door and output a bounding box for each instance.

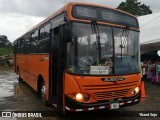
[49,25,66,112]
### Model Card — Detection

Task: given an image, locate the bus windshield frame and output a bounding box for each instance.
[72,5,139,29]
[66,22,140,76]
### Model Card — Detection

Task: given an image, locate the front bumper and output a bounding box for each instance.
[65,92,141,112]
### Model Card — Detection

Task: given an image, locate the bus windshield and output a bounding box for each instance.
[66,22,139,75]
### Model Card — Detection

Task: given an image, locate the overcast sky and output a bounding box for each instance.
[0,0,159,42]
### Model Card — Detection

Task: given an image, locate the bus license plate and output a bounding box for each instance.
[110,103,119,109]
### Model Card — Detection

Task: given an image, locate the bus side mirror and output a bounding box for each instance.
[64,25,72,43]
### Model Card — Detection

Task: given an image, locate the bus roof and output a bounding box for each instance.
[15,2,138,41]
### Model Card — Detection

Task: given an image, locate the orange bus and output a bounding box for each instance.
[13,2,141,113]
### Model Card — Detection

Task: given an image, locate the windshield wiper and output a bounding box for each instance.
[120,26,130,61]
[91,20,101,65]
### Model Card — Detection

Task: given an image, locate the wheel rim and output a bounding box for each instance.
[41,84,46,100]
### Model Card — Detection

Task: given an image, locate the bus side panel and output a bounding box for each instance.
[28,54,49,100]
[16,54,49,100]
[28,54,49,89]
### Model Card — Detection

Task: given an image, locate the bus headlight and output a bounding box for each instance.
[130,87,140,95]
[75,93,83,102]
[75,93,90,102]
[135,87,140,93]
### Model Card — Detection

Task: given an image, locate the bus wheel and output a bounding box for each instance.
[40,81,46,102]
[38,80,50,106]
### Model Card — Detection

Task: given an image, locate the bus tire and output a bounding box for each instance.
[38,80,50,106]
[39,80,50,106]
[39,80,46,101]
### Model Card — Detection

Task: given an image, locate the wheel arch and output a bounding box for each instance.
[37,74,45,92]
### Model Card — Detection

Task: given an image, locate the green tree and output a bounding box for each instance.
[117,0,152,16]
[0,35,12,55]
[0,35,10,48]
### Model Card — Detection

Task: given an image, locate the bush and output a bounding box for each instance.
[0,48,12,56]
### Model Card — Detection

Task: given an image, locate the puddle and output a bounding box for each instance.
[0,83,19,98]
[0,72,19,98]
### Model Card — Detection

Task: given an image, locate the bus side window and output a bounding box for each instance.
[40,27,45,40]
[24,36,30,54]
[21,38,25,53]
[16,40,20,53]
[44,23,50,38]
[39,23,51,53]
[30,30,39,53]
[17,38,24,53]
[13,41,17,54]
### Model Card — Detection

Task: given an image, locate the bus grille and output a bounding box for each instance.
[92,89,130,101]
[82,81,137,101]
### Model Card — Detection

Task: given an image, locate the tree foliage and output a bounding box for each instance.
[117,0,152,16]
[0,35,12,56]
